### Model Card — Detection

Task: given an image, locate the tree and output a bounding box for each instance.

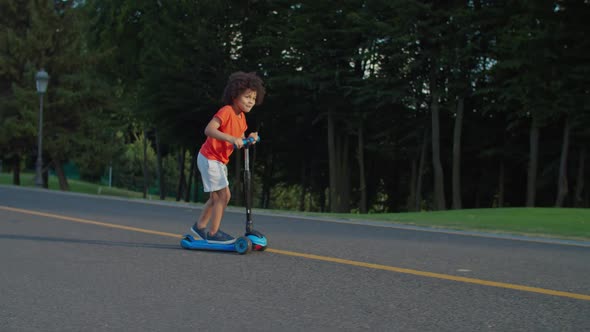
[553,1,590,206]
[492,2,562,207]
[1,0,118,189]
[0,0,39,184]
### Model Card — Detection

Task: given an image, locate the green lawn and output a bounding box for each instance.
[2,172,589,241]
[310,208,590,241]
[0,172,144,199]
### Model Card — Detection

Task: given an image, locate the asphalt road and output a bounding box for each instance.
[1,185,589,331]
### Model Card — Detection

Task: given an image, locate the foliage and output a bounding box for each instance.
[1,0,589,210]
[112,132,157,192]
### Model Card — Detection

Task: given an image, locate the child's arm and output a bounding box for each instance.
[204,118,245,148]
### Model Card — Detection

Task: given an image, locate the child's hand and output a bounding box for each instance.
[232,137,244,148]
[248,132,259,144]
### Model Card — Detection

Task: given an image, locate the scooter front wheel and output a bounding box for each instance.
[235,237,252,255]
[246,231,268,251]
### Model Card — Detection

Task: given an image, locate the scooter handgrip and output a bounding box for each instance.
[243,136,260,145]
[234,136,260,149]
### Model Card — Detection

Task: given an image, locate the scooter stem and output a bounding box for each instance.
[244,145,253,233]
[239,136,259,234]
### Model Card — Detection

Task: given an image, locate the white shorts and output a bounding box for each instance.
[197,152,229,192]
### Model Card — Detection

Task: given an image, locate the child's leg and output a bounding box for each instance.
[208,186,231,235]
[195,196,214,230]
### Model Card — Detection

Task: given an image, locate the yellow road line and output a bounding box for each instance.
[0,205,182,239]
[266,248,590,301]
[2,205,589,301]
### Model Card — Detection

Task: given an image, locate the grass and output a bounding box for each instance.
[2,172,589,241]
[308,208,590,241]
[0,172,144,199]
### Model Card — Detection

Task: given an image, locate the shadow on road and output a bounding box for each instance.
[0,234,180,250]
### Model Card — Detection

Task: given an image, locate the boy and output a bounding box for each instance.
[190,72,265,243]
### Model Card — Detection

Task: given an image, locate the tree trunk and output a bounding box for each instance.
[574,147,586,207]
[497,161,505,207]
[298,160,307,211]
[526,116,540,207]
[155,128,166,200]
[327,111,338,212]
[261,146,273,209]
[497,131,508,208]
[430,87,446,210]
[407,100,418,212]
[416,128,429,211]
[142,130,149,199]
[319,186,326,213]
[357,121,367,214]
[452,97,464,209]
[12,155,20,185]
[42,166,48,189]
[309,160,321,212]
[53,159,70,191]
[340,134,350,212]
[326,109,351,213]
[408,159,417,212]
[176,149,186,201]
[185,151,196,202]
[555,117,570,207]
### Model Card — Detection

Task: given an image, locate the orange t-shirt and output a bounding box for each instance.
[199,105,247,164]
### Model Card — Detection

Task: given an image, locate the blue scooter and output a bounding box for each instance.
[180,137,267,254]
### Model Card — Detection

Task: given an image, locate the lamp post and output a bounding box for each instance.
[35,69,49,187]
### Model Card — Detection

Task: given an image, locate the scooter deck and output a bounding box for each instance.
[180,234,251,254]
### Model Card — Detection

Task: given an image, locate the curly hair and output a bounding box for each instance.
[221,71,265,106]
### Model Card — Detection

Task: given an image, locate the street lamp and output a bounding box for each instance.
[35,69,49,187]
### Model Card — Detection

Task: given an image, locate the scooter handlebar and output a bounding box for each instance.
[234,136,260,149]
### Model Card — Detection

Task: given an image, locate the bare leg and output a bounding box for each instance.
[208,187,231,235]
[196,196,214,230]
